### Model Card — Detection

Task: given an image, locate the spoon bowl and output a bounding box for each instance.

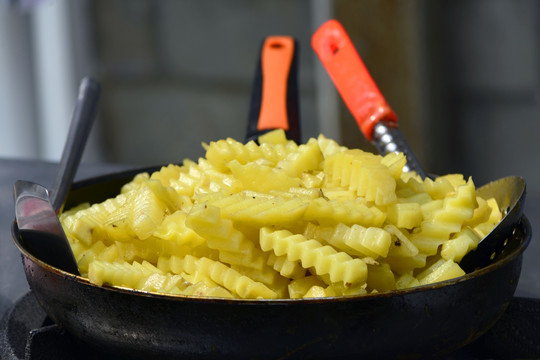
[14,180,80,275]
[460,175,526,273]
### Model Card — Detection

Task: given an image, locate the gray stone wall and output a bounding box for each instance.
[90,0,318,167]
[424,0,540,196]
[87,0,540,196]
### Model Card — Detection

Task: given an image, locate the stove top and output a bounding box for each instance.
[0,292,122,360]
[1,292,539,360]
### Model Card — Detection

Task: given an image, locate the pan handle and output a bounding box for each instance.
[246,36,300,143]
[311,19,397,141]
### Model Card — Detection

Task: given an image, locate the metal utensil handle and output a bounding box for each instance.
[51,77,101,212]
[312,19,426,178]
[373,121,427,178]
[311,19,397,141]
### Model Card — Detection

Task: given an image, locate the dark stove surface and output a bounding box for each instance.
[0,292,117,360]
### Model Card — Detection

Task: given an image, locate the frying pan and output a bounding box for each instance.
[10,184,530,359]
[9,39,533,359]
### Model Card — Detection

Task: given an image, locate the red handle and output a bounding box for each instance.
[257,36,295,132]
[311,19,397,141]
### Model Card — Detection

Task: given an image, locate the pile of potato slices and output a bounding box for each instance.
[60,130,501,299]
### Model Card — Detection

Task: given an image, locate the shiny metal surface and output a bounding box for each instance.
[461,176,527,272]
[13,180,79,275]
[372,120,427,179]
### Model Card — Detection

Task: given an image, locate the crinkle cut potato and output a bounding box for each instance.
[59,130,501,299]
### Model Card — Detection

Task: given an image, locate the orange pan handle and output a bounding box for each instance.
[311,19,397,141]
[246,36,300,143]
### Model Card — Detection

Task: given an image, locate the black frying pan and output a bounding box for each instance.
[10,166,532,359]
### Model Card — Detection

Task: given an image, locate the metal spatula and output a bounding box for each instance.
[13,76,100,275]
[312,19,425,179]
[311,19,527,273]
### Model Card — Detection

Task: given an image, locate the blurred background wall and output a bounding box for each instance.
[0,0,539,198]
